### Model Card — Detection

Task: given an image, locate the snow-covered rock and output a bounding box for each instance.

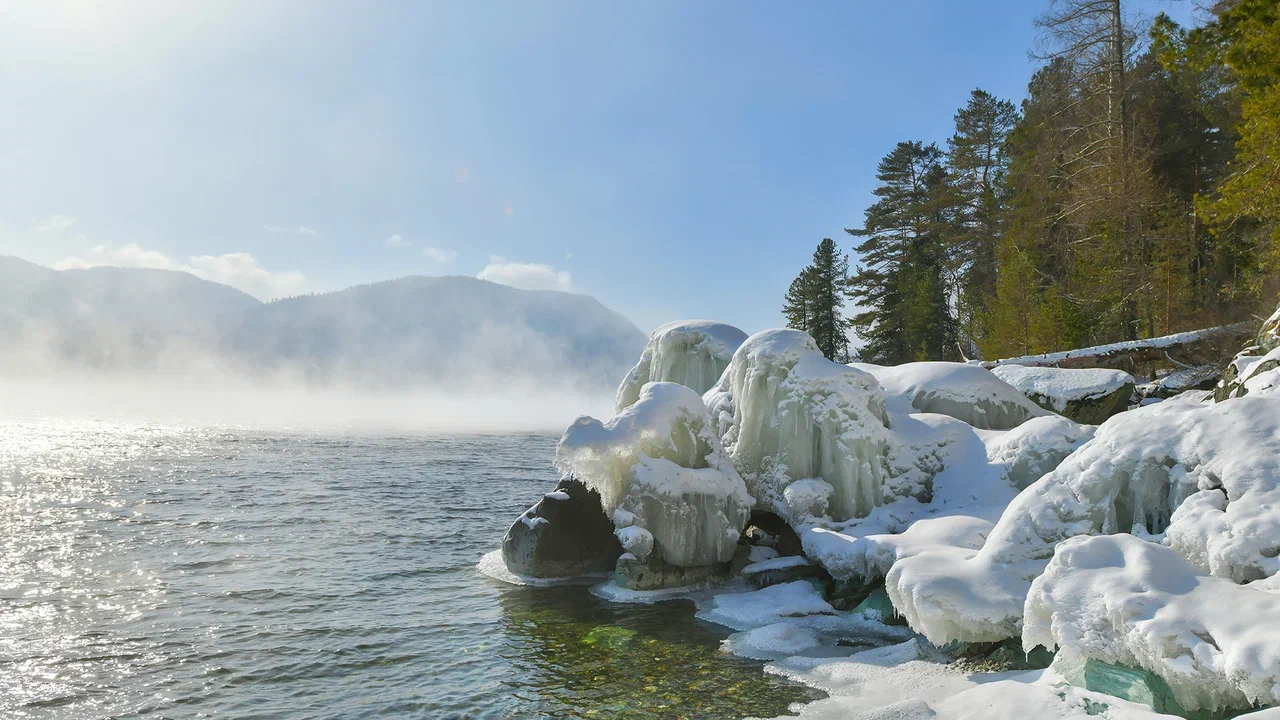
[888,396,1280,645]
[855,361,1050,430]
[614,320,747,411]
[1024,534,1280,713]
[990,364,1134,424]
[705,329,903,522]
[555,381,753,573]
[1218,346,1280,401]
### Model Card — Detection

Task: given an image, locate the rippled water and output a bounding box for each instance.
[0,420,821,718]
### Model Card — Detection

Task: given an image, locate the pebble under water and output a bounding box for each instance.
[0,420,824,719]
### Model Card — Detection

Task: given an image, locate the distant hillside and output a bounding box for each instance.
[0,257,646,389]
[0,256,260,370]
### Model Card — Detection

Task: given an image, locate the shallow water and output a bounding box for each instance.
[0,420,821,719]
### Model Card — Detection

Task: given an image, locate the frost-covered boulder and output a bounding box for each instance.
[501,475,622,578]
[614,320,747,412]
[556,382,753,581]
[1259,302,1280,353]
[990,364,1134,424]
[1025,534,1280,713]
[855,361,1049,430]
[1217,346,1280,401]
[888,397,1280,645]
[704,329,900,522]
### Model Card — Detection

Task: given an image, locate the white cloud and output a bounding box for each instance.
[33,214,78,232]
[477,260,572,292]
[265,224,321,238]
[55,243,307,300]
[422,247,457,263]
[385,234,405,247]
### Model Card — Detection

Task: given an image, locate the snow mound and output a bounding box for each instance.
[1024,534,1280,713]
[889,396,1280,645]
[722,621,824,660]
[983,415,1095,490]
[697,580,836,631]
[855,361,1049,430]
[555,381,753,567]
[706,329,900,522]
[615,320,747,411]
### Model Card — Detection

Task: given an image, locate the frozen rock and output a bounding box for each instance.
[889,396,1280,646]
[1218,346,1280,401]
[614,320,747,411]
[705,329,901,522]
[614,551,724,591]
[1024,534,1280,713]
[990,364,1134,424]
[741,555,826,589]
[855,361,1050,430]
[556,381,753,576]
[696,579,836,631]
[501,475,622,578]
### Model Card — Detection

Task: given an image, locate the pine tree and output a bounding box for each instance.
[945,89,1019,352]
[782,267,817,333]
[795,239,854,362]
[848,141,960,363]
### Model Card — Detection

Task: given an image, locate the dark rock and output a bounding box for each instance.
[741,556,829,590]
[501,476,622,578]
[950,638,1054,672]
[614,553,724,591]
[828,577,879,611]
[850,587,908,626]
[745,511,803,557]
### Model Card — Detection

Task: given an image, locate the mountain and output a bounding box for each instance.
[0,256,261,371]
[0,257,646,389]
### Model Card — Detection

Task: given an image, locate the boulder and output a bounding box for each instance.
[740,555,828,590]
[501,476,622,578]
[990,364,1135,424]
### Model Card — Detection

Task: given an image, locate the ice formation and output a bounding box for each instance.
[855,361,1049,430]
[889,396,1280,645]
[555,381,753,568]
[705,329,900,522]
[1024,534,1280,713]
[614,320,747,411]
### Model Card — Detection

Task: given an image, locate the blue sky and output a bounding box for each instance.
[0,0,1196,334]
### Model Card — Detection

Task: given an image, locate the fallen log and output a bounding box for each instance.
[977,322,1256,373]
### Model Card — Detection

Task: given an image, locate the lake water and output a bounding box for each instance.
[0,420,823,719]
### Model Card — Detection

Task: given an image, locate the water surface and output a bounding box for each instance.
[0,420,821,718]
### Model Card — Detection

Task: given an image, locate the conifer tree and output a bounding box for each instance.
[848,141,960,363]
[784,239,853,362]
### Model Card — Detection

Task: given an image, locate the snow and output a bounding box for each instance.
[555,381,753,567]
[696,580,837,631]
[784,478,835,524]
[1024,534,1280,713]
[741,555,810,576]
[889,396,1280,646]
[990,364,1133,413]
[543,490,571,501]
[800,412,1026,584]
[722,622,825,660]
[614,320,747,411]
[706,329,900,522]
[855,361,1049,430]
[983,415,1095,490]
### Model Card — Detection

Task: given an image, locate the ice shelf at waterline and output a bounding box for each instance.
[488,312,1280,719]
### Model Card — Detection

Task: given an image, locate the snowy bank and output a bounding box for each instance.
[855,361,1049,430]
[1025,534,1280,713]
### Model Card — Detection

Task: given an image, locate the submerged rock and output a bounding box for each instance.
[614,552,724,591]
[501,476,622,579]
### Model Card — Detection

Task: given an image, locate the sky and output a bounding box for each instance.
[0,0,1199,335]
